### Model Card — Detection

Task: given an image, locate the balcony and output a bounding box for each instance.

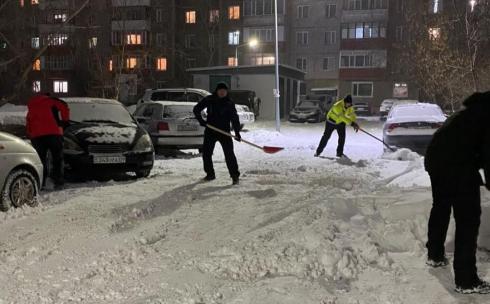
[342,9,388,22]
[112,0,151,7]
[112,20,151,31]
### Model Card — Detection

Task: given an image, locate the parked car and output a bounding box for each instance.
[62,98,154,178]
[134,101,204,151]
[0,132,43,211]
[353,102,370,116]
[138,88,255,129]
[380,99,418,119]
[383,103,446,155]
[227,90,261,117]
[289,100,326,123]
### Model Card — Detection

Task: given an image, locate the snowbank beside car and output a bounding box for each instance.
[0,103,27,126]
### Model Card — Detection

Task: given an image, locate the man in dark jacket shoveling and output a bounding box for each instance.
[425,91,490,294]
[193,83,241,185]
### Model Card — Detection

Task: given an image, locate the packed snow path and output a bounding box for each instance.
[1,121,489,304]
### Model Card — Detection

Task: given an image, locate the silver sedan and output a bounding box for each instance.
[0,132,43,211]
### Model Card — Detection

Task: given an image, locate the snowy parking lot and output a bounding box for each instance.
[1,120,490,304]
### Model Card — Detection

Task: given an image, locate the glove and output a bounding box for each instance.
[351,122,360,133]
[198,119,207,127]
[235,133,242,142]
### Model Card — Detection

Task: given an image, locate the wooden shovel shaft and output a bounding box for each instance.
[206,124,263,150]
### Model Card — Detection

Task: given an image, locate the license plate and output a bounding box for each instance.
[93,155,126,164]
[178,124,198,131]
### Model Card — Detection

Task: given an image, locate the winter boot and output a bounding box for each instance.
[426,257,449,268]
[455,280,490,294]
[203,174,216,182]
[232,176,239,185]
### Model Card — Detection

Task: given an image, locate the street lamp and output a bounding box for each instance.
[469,0,477,11]
[235,38,259,66]
[273,0,281,132]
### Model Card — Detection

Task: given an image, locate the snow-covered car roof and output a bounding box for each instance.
[387,103,446,123]
[145,88,212,96]
[141,101,198,107]
[62,97,122,105]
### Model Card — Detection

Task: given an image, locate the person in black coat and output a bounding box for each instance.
[425,91,490,294]
[193,82,241,185]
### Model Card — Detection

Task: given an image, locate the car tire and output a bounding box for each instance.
[136,169,151,178]
[1,169,39,212]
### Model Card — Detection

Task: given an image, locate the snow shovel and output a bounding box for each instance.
[206,124,284,154]
[359,128,396,152]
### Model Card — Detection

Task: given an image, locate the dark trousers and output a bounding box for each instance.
[427,172,482,288]
[316,121,346,156]
[31,135,64,186]
[202,131,240,178]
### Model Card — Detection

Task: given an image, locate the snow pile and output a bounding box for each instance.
[0,103,27,125]
[382,148,421,161]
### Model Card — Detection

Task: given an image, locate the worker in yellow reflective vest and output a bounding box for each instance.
[315,95,360,158]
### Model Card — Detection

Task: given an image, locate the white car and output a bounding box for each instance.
[138,88,255,129]
[380,99,418,118]
[134,101,205,151]
[383,103,446,154]
[0,132,43,211]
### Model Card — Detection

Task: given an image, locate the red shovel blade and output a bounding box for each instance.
[262,146,284,154]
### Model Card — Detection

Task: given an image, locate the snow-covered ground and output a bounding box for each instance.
[1,120,490,304]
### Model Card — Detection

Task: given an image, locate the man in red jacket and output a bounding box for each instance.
[26,93,70,188]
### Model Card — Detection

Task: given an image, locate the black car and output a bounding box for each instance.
[228,90,261,117]
[62,98,154,178]
[289,100,326,123]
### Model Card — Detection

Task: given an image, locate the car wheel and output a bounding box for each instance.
[136,169,151,178]
[1,169,39,211]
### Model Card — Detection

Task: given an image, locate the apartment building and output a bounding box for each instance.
[288,0,342,100]
[337,0,391,112]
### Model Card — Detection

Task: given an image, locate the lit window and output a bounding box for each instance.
[156,57,167,71]
[210,9,220,23]
[31,37,40,49]
[229,6,240,20]
[228,31,240,45]
[32,81,41,93]
[53,80,68,93]
[31,0,39,4]
[228,57,238,67]
[47,33,69,46]
[20,0,24,7]
[126,57,138,69]
[89,37,97,48]
[429,27,441,40]
[33,58,41,71]
[185,11,196,24]
[54,13,67,23]
[109,59,113,71]
[126,34,142,45]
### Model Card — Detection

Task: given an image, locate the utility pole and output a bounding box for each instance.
[274,0,281,132]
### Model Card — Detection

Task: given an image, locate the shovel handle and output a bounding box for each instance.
[206,124,263,150]
[359,128,396,152]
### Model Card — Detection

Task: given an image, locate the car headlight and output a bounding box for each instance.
[64,137,84,155]
[133,134,153,153]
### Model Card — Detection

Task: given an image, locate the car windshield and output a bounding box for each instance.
[69,102,136,125]
[392,106,443,117]
[298,101,318,108]
[151,92,186,101]
[228,92,251,104]
[163,105,195,118]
